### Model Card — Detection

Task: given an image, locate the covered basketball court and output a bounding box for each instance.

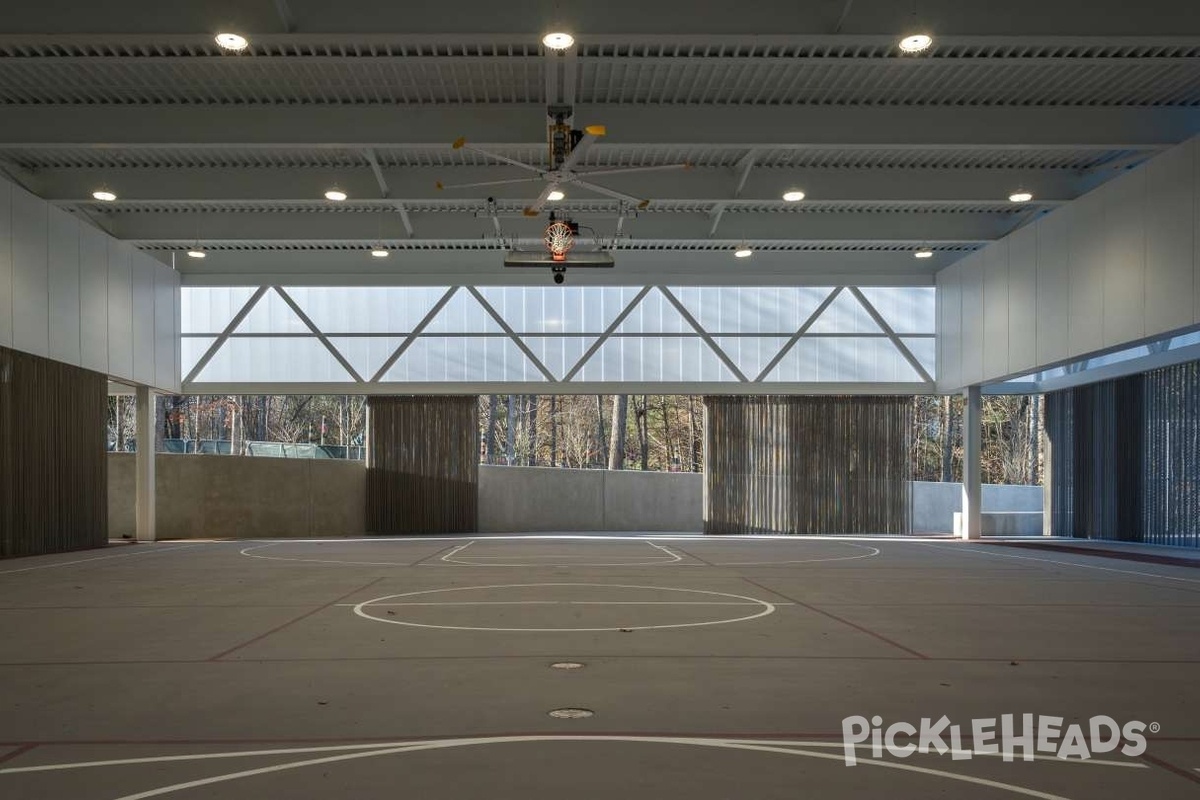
[2,1,1200,797]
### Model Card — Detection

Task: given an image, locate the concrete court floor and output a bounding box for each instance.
[0,535,1198,799]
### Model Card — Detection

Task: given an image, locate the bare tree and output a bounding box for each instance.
[608,395,628,470]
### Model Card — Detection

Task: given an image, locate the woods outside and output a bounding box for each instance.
[108,393,1044,486]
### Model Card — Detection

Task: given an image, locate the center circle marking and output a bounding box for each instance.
[352,583,777,632]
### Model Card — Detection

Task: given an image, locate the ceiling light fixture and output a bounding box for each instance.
[214,32,249,51]
[914,248,934,259]
[782,190,806,202]
[92,189,117,202]
[547,189,565,201]
[734,245,754,259]
[371,247,390,258]
[187,248,206,259]
[324,188,348,202]
[898,33,933,53]
[1008,191,1034,203]
[542,32,575,50]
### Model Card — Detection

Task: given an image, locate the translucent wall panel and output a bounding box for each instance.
[232,289,310,335]
[180,287,257,334]
[900,337,937,377]
[181,336,215,378]
[766,337,924,382]
[476,286,643,333]
[287,287,449,334]
[615,288,692,333]
[712,337,790,381]
[576,337,738,382]
[520,336,599,381]
[196,337,354,383]
[673,287,833,333]
[807,291,883,334]
[859,287,937,334]
[327,337,409,380]
[422,290,504,334]
[381,337,545,382]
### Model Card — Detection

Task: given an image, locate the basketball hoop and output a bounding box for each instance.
[544,221,575,262]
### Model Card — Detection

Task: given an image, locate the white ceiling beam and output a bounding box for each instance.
[273,0,297,32]
[0,106,1192,149]
[86,208,1013,242]
[732,149,757,199]
[27,167,1091,204]
[361,148,389,197]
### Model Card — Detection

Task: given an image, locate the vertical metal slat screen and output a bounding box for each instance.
[366,395,479,534]
[1047,360,1198,547]
[0,346,108,558]
[704,395,912,535]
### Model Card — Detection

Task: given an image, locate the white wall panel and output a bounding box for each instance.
[982,238,1010,378]
[106,239,133,378]
[78,224,109,373]
[1144,141,1195,336]
[131,253,156,385]
[10,186,49,357]
[1035,208,1070,367]
[960,253,985,386]
[1007,223,1038,373]
[1102,171,1146,347]
[938,264,962,392]
[46,207,81,365]
[1067,194,1105,357]
[0,180,12,348]
[154,265,178,390]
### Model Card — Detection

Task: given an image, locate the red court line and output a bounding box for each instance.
[207,577,384,662]
[0,743,37,765]
[741,577,929,660]
[1141,752,1200,785]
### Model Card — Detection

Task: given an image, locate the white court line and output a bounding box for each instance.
[923,543,1200,585]
[702,542,881,566]
[94,735,1082,800]
[335,600,789,607]
[239,543,417,568]
[353,583,778,632]
[0,543,210,575]
[441,538,682,567]
[0,736,1143,777]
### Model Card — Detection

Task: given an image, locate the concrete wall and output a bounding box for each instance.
[911,480,1043,533]
[109,456,1039,537]
[937,135,1200,391]
[0,176,180,391]
[108,453,366,539]
[478,465,704,533]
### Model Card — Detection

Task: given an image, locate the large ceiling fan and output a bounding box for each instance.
[436,104,691,217]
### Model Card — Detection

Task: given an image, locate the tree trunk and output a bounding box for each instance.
[549,395,558,467]
[526,395,538,465]
[608,395,628,470]
[940,395,954,482]
[1027,394,1040,484]
[660,395,673,470]
[505,394,516,465]
[485,395,497,464]
[689,396,701,472]
[595,395,608,468]
[637,395,649,471]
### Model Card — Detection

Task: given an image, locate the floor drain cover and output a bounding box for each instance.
[548,708,594,719]
[550,661,585,670]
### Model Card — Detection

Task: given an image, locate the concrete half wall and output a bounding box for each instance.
[108,456,1040,538]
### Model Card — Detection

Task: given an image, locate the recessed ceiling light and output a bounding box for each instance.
[547,189,565,201]
[1008,191,1034,203]
[187,248,206,259]
[782,190,806,202]
[734,246,753,259]
[542,32,575,50]
[371,248,390,258]
[324,188,348,202]
[914,248,934,259]
[899,33,933,53]
[92,189,117,202]
[214,32,249,51]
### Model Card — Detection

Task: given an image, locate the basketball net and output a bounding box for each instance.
[544,221,575,262]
